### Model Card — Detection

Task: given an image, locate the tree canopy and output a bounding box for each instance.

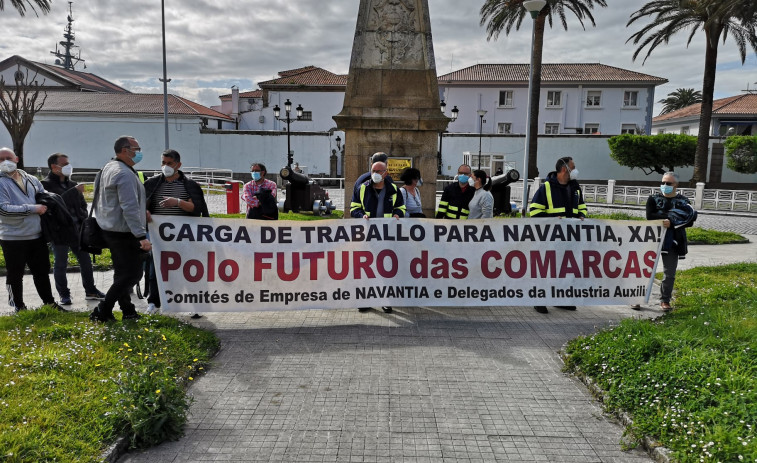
[0,0,51,17]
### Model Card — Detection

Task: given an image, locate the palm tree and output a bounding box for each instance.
[657,88,703,115]
[480,0,607,179]
[628,0,757,185]
[0,0,51,16]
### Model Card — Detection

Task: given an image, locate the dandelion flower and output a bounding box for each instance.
[155,389,161,394]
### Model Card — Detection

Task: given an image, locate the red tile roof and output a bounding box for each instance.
[259,66,348,87]
[219,89,263,100]
[653,94,757,122]
[438,63,667,85]
[34,62,130,93]
[32,91,231,120]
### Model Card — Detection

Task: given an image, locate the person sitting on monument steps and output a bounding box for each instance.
[353,152,395,197]
[350,161,406,314]
[436,164,475,219]
[528,156,587,314]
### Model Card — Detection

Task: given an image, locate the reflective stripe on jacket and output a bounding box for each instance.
[435,182,474,219]
[350,180,406,218]
[528,177,587,218]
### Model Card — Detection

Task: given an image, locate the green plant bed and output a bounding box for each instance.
[0,307,219,461]
[564,263,757,463]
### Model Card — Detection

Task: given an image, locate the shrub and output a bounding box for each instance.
[608,133,696,175]
[723,135,757,174]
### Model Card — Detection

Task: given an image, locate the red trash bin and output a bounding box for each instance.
[225,181,240,214]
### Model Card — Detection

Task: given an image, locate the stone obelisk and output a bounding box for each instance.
[334,0,449,218]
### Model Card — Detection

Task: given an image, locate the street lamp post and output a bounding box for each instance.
[477,109,487,171]
[438,101,459,174]
[160,0,171,149]
[521,0,546,216]
[273,99,304,168]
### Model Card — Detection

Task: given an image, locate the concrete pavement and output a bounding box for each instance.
[3,233,756,462]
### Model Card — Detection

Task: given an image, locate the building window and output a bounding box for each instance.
[584,123,600,134]
[623,91,639,107]
[546,91,562,107]
[621,124,637,134]
[680,126,690,135]
[498,90,513,107]
[586,91,601,107]
[545,123,560,134]
[497,122,512,134]
[300,111,313,121]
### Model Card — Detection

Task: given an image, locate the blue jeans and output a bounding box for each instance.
[52,244,98,298]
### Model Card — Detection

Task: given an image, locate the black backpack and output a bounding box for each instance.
[246,188,278,220]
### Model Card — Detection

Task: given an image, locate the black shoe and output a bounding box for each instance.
[382,306,393,314]
[60,296,73,305]
[631,304,642,311]
[556,305,577,311]
[358,307,371,312]
[534,306,548,314]
[89,307,116,323]
[122,312,142,321]
[13,304,27,313]
[48,302,69,312]
[190,313,202,319]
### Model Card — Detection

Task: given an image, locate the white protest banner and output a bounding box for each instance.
[149,216,664,313]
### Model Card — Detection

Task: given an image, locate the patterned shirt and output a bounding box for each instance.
[242,178,277,210]
[151,180,191,216]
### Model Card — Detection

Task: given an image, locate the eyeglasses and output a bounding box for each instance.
[457,171,471,176]
[128,146,141,151]
[371,170,386,174]
[661,182,675,186]
[251,169,262,172]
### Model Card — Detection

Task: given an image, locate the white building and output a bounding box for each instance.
[438,63,667,136]
[652,93,757,137]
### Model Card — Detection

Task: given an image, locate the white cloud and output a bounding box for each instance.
[2,0,755,111]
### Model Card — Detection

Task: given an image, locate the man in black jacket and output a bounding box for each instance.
[144,149,209,316]
[42,153,106,306]
[436,164,475,219]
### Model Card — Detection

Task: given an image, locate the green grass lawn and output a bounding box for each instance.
[0,307,219,461]
[563,263,757,463]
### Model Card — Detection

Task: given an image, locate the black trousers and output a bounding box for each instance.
[0,237,55,309]
[100,231,144,316]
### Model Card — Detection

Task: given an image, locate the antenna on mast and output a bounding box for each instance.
[50,2,86,71]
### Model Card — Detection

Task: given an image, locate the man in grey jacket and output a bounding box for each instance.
[0,147,63,312]
[90,136,151,322]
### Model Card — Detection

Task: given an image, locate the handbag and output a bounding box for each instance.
[79,171,107,255]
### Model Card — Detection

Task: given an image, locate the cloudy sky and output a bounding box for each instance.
[3,0,756,114]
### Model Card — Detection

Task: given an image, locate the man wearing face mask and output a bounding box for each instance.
[242,163,277,219]
[350,161,406,314]
[436,164,475,219]
[41,153,106,305]
[528,156,587,314]
[0,147,65,313]
[90,136,151,322]
[642,172,696,312]
[144,149,209,315]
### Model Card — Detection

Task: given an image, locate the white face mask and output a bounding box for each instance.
[468,177,476,187]
[61,164,73,177]
[162,165,175,177]
[569,168,579,181]
[0,160,17,173]
[371,172,383,183]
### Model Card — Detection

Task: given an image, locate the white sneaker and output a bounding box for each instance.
[146,303,157,315]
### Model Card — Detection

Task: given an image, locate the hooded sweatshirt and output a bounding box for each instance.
[0,170,45,241]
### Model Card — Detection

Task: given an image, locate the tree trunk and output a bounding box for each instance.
[527,14,546,179]
[692,28,719,186]
[13,139,24,170]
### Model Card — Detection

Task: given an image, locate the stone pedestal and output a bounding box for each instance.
[334,0,449,218]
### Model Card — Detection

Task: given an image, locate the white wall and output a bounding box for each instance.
[1,115,751,184]
[0,65,64,87]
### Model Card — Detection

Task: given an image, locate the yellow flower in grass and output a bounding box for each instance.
[155,389,161,394]
[189,377,194,381]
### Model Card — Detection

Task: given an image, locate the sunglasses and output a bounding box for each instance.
[661,182,675,186]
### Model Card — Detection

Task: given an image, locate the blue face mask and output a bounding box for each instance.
[660,184,674,195]
[131,151,143,164]
[458,174,469,184]
[251,171,262,181]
